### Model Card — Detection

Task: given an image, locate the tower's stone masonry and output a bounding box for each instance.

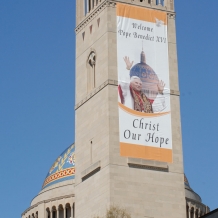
[75,1,186,217]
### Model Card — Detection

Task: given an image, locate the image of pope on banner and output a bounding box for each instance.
[118,50,167,113]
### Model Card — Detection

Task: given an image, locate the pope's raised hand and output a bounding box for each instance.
[157,80,165,94]
[123,56,134,70]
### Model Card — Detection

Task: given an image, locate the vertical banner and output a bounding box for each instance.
[117,4,172,163]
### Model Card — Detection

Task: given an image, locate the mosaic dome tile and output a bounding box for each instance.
[42,144,75,189]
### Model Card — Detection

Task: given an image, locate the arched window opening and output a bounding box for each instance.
[85,0,100,15]
[65,203,71,218]
[36,212,38,218]
[52,206,57,218]
[156,0,164,5]
[186,206,189,218]
[87,51,96,92]
[52,210,57,218]
[190,208,194,218]
[58,205,64,218]
[46,208,51,218]
[195,209,199,218]
[73,203,75,218]
[84,0,95,15]
[89,0,92,11]
[84,0,90,15]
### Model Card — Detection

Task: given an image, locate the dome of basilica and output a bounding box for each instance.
[184,174,202,203]
[184,174,210,217]
[22,144,76,218]
[130,50,160,100]
[42,144,75,190]
[130,50,159,85]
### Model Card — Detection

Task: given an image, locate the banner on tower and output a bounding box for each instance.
[117,3,173,163]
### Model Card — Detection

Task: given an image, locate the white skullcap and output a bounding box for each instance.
[130,76,141,82]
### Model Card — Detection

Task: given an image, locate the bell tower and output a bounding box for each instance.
[75,0,186,217]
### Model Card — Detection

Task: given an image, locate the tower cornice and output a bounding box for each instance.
[75,0,175,34]
[75,79,180,110]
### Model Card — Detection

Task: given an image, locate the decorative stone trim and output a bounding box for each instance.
[127,157,168,172]
[168,13,176,19]
[186,197,210,216]
[200,208,217,217]
[81,161,101,181]
[75,79,180,110]
[76,0,115,34]
[22,194,75,215]
[186,197,208,209]
[170,89,180,96]
[42,167,75,189]
[75,0,176,33]
[75,79,118,110]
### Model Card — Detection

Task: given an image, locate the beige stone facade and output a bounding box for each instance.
[75,0,185,217]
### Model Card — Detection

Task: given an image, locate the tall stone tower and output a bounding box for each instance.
[75,0,186,218]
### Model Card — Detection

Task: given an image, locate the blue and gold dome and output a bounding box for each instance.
[130,50,160,100]
[42,144,75,189]
[130,50,159,85]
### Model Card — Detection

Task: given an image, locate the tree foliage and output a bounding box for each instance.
[94,205,131,218]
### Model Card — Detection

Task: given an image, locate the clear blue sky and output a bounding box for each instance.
[0,0,217,217]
